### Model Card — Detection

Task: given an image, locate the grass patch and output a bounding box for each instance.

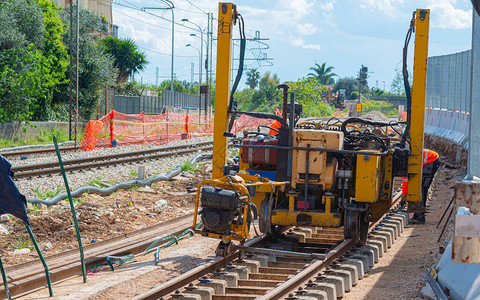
[11,236,34,250]
[87,176,109,188]
[129,169,138,178]
[34,187,62,199]
[182,161,198,172]
[37,128,68,143]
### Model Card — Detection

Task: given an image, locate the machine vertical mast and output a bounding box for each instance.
[407,9,430,205]
[212,3,235,179]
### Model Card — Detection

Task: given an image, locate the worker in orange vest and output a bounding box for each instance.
[401,149,440,224]
[268,108,283,136]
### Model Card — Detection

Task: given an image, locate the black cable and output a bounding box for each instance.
[402,12,416,145]
[227,13,247,132]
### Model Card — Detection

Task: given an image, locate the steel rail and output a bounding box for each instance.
[0,214,194,298]
[1,146,78,158]
[131,234,270,300]
[132,192,404,300]
[12,141,214,179]
[258,239,355,300]
[259,191,403,299]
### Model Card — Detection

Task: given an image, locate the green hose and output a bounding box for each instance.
[0,256,11,300]
[53,136,87,283]
[25,221,53,296]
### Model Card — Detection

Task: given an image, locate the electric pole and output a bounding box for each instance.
[68,0,79,146]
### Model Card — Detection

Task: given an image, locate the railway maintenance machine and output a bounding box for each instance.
[193,3,430,256]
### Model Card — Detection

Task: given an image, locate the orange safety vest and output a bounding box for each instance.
[401,149,439,195]
[269,108,283,136]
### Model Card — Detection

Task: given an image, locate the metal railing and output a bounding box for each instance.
[114,91,205,115]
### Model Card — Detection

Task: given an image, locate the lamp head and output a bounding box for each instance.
[186,44,191,47]
[182,18,189,22]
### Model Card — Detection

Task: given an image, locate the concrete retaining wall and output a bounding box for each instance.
[0,122,83,140]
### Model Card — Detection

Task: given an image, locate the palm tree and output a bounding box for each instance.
[101,37,148,84]
[246,68,261,89]
[308,62,337,85]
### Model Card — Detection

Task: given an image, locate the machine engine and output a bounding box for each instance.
[200,186,242,234]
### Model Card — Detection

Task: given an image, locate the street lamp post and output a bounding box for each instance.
[186,44,201,90]
[187,44,202,114]
[142,1,175,93]
[182,19,203,87]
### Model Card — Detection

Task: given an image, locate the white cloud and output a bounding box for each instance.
[427,0,472,29]
[358,0,404,17]
[297,23,318,36]
[291,37,322,50]
[319,0,336,12]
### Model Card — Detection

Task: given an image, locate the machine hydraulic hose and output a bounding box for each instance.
[402,12,416,146]
[227,11,247,133]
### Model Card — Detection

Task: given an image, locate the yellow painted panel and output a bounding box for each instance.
[355,151,381,202]
[291,129,343,190]
[271,210,342,227]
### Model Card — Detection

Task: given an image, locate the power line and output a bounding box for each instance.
[114,1,208,33]
[184,0,207,14]
[138,46,198,58]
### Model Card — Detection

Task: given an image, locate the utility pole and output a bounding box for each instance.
[191,62,194,84]
[206,12,214,116]
[68,0,79,147]
[156,67,159,85]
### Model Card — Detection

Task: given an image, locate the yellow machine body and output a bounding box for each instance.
[193,5,430,246]
[291,129,343,190]
[192,172,285,241]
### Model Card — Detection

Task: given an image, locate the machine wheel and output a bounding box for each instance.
[215,239,232,257]
[343,209,360,240]
[259,197,273,234]
[358,213,370,244]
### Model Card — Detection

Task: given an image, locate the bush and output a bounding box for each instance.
[361,100,398,117]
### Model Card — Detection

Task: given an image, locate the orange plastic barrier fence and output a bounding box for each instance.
[81,110,275,151]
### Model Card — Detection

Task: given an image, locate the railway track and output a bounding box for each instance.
[132,193,407,300]
[0,214,195,298]
[10,141,214,179]
[0,145,78,158]
[0,193,407,299]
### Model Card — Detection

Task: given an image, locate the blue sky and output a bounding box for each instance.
[113,0,473,92]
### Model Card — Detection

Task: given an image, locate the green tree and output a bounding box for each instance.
[333,77,358,100]
[390,67,407,96]
[0,0,68,122]
[101,37,148,84]
[307,62,337,85]
[0,0,45,51]
[289,77,334,117]
[259,72,280,102]
[0,47,45,122]
[54,10,115,121]
[33,0,69,120]
[245,68,260,89]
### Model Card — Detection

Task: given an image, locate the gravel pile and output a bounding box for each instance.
[361,110,391,121]
[12,137,213,199]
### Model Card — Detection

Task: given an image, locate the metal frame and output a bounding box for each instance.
[212,3,235,179]
[407,9,430,204]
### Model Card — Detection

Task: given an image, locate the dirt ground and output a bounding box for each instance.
[0,173,201,267]
[343,153,465,299]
